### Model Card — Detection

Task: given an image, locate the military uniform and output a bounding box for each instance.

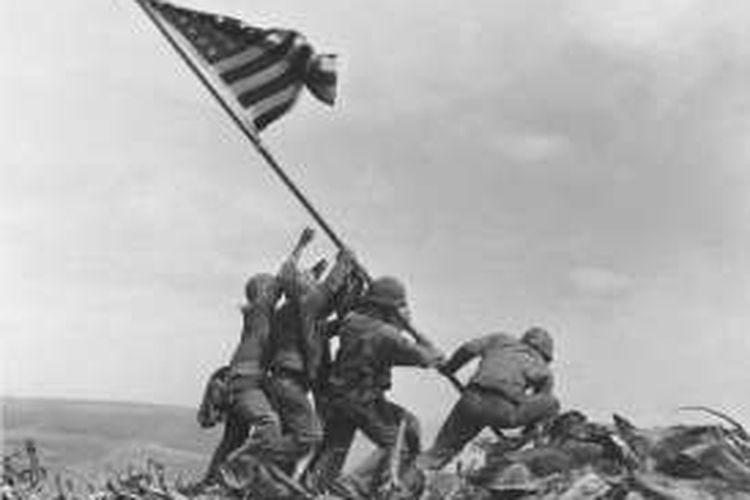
[202,274,283,486]
[265,249,356,472]
[419,328,560,471]
[305,277,443,497]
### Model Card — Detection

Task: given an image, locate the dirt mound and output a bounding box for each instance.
[4,404,750,499]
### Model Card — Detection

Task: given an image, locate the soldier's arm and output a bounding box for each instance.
[303,248,357,318]
[320,248,357,296]
[295,252,355,382]
[278,227,316,299]
[440,334,505,374]
[382,326,444,368]
[525,362,555,395]
[290,227,315,262]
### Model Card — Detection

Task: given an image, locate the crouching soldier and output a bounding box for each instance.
[305,276,444,499]
[418,327,561,471]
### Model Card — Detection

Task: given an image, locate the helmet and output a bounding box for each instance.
[365,276,408,309]
[244,273,279,303]
[521,327,554,361]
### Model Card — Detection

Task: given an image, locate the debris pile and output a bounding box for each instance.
[5,406,750,499]
[442,407,750,499]
[2,444,188,500]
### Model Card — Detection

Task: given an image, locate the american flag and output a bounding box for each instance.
[147,0,337,131]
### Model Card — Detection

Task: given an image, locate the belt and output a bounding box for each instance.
[269,366,310,388]
[229,362,264,378]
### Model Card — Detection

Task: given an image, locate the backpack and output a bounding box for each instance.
[197,365,231,428]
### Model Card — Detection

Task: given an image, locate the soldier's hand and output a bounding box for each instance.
[298,227,315,246]
[338,246,357,263]
[435,358,452,375]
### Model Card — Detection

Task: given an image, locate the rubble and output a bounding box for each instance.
[4,407,750,499]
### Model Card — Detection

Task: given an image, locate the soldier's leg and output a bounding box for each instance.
[265,373,322,471]
[219,379,284,487]
[300,389,331,481]
[231,382,283,448]
[218,383,304,497]
[303,406,357,493]
[202,413,249,484]
[344,398,421,496]
[419,388,508,471]
[515,393,561,430]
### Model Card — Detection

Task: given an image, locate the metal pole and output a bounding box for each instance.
[132,0,346,250]
[132,0,459,391]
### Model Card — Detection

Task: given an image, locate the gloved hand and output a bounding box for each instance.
[298,226,315,247]
[337,246,358,266]
[435,358,453,376]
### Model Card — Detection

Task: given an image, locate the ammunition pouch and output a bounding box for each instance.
[197,366,231,429]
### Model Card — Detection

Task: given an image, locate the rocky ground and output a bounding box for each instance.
[4,406,750,499]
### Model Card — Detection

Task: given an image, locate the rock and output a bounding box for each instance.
[632,472,714,500]
[482,463,542,494]
[558,472,610,500]
[623,492,645,500]
[681,441,750,489]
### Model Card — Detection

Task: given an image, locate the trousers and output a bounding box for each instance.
[305,393,422,496]
[265,371,323,473]
[419,385,560,470]
[203,375,281,483]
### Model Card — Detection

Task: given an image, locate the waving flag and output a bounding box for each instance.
[146,0,337,131]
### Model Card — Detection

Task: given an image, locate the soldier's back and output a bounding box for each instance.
[470,334,547,399]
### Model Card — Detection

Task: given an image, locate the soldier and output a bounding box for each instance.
[307,267,368,425]
[264,227,358,474]
[418,327,561,471]
[305,276,444,498]
[196,272,284,490]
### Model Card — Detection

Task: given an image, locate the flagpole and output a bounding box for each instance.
[131,0,460,391]
[131,0,347,251]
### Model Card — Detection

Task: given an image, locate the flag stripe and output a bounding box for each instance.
[237,66,302,108]
[309,71,336,86]
[207,29,269,64]
[255,100,295,130]
[219,32,297,85]
[213,45,266,73]
[149,0,336,131]
[250,84,301,120]
[229,59,290,97]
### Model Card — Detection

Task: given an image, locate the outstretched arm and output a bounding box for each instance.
[440,334,504,375]
[304,247,357,314]
[321,247,357,293]
[384,328,445,368]
[290,227,315,263]
[278,227,316,298]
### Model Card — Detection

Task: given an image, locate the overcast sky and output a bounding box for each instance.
[2,0,750,429]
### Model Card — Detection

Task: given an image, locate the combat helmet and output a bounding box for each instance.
[365,276,408,309]
[244,273,280,304]
[521,326,554,362]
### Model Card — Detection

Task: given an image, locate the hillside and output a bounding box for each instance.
[1,397,399,478]
[2,397,218,477]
